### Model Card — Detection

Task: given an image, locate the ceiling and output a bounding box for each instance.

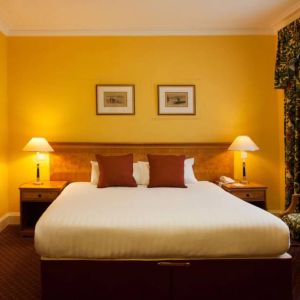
[0,0,299,36]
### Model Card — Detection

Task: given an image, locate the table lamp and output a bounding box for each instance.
[228,135,259,184]
[23,137,54,185]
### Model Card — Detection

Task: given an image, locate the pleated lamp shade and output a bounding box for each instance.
[23,137,54,152]
[228,136,259,152]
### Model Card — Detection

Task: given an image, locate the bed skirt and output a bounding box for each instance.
[41,255,292,300]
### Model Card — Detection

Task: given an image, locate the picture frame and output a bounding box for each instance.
[157,85,196,115]
[96,84,135,115]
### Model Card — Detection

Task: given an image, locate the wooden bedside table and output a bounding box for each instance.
[221,182,267,209]
[19,181,68,237]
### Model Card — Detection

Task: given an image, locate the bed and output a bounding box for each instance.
[36,142,292,300]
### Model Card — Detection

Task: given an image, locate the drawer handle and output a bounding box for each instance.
[246,193,250,197]
[157,262,191,267]
[38,194,42,198]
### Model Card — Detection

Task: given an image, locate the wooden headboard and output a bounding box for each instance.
[49,142,233,182]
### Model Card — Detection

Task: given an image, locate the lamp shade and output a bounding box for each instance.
[23,137,54,152]
[228,135,259,152]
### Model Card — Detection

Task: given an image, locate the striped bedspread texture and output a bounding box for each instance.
[35,181,289,260]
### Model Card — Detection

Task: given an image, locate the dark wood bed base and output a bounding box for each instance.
[41,257,292,300]
[39,143,292,300]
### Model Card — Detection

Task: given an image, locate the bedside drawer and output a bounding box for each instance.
[231,190,265,201]
[22,190,60,201]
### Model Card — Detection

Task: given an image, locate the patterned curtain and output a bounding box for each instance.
[275,19,300,209]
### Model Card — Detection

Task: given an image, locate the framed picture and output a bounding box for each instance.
[96,84,135,115]
[158,85,196,115]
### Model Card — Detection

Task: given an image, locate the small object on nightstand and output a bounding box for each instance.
[222,182,267,209]
[219,176,235,184]
[19,181,68,237]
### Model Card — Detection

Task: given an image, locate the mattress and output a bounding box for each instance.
[35,182,290,259]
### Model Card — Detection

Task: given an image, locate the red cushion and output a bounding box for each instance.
[147,154,186,188]
[96,154,137,188]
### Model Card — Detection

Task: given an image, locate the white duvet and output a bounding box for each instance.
[35,182,290,259]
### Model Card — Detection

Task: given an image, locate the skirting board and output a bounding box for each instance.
[0,212,20,232]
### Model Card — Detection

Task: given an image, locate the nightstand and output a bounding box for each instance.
[19,181,68,237]
[221,182,267,209]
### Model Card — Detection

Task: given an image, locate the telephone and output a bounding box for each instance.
[219,176,235,184]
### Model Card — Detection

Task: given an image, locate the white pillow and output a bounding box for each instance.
[136,161,150,185]
[184,158,198,184]
[90,161,142,185]
[133,162,142,185]
[90,161,100,185]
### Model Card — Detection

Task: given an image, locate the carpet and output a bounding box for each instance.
[0,225,299,300]
[0,226,40,300]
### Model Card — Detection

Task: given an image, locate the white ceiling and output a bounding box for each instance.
[0,0,299,36]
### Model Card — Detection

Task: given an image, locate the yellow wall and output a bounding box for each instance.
[7,36,284,211]
[0,32,8,218]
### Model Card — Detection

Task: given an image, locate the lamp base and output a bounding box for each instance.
[33,181,43,185]
[240,180,249,184]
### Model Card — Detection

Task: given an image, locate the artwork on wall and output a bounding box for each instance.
[158,85,196,115]
[96,85,135,115]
